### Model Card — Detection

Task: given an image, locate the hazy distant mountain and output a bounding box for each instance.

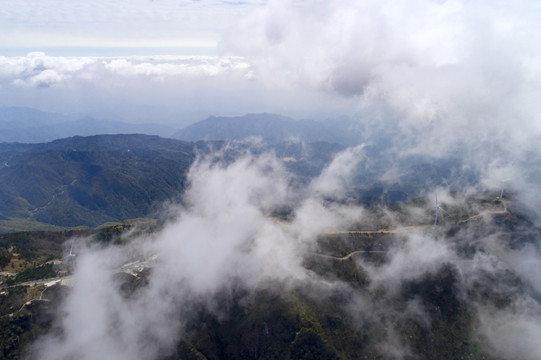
[174,113,363,145]
[0,135,348,231]
[0,132,464,231]
[0,107,179,143]
[0,134,195,228]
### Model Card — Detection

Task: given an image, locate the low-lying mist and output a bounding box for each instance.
[31,142,541,360]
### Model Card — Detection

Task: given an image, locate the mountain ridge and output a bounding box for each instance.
[0,134,195,229]
[0,134,348,232]
[174,113,363,145]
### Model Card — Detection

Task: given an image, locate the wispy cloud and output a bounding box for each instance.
[33,147,365,359]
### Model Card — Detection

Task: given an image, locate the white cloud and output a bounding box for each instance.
[222,0,541,152]
[310,144,365,200]
[366,232,454,292]
[103,56,251,78]
[478,297,541,360]
[0,53,251,86]
[0,52,95,82]
[34,148,367,359]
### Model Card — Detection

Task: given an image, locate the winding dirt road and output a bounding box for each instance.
[317,201,509,261]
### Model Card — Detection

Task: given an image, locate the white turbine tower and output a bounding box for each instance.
[433,194,446,227]
[499,177,512,199]
[67,245,76,270]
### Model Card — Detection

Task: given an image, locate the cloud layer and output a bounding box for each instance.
[223,0,541,145]
[0,52,252,87]
[31,144,541,360]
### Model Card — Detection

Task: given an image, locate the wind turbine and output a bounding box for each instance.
[499,177,512,199]
[67,245,76,270]
[433,194,446,227]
